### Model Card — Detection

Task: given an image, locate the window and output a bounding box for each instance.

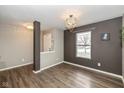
[76,31,91,59]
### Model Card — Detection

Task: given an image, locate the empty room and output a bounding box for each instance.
[0,5,124,88]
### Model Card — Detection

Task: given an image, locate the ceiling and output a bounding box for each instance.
[0,5,124,30]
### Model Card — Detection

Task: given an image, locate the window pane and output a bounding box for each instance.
[76,31,91,59]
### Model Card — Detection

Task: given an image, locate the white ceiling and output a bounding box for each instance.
[0,5,124,30]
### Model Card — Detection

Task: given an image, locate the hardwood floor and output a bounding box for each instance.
[0,63,123,88]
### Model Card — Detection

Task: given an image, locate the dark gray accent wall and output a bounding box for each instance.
[33,21,40,71]
[64,17,122,75]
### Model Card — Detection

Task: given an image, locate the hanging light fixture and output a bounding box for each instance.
[62,9,81,32]
[65,14,77,32]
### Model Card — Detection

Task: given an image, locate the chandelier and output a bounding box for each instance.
[65,14,77,32]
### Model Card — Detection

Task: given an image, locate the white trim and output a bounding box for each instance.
[33,61,63,74]
[40,51,55,54]
[41,62,63,71]
[0,62,33,71]
[33,69,42,73]
[63,61,122,79]
[122,78,124,84]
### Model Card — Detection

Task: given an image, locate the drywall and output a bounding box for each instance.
[0,24,33,70]
[40,29,63,68]
[64,17,122,75]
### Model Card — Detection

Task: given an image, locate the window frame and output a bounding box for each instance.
[75,31,92,59]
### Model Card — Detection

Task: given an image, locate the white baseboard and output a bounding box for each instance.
[63,61,123,79]
[33,69,42,73]
[0,62,33,71]
[41,61,63,71]
[33,61,63,74]
[122,78,124,84]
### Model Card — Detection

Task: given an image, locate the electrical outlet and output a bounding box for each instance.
[22,58,25,62]
[97,63,101,67]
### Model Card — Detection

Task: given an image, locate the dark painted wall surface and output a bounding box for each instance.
[64,17,122,75]
[33,21,40,71]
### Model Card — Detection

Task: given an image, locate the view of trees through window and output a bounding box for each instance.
[76,31,91,59]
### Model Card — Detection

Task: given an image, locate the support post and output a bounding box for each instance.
[33,21,40,71]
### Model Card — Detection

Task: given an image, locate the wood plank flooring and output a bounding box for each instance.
[0,63,123,88]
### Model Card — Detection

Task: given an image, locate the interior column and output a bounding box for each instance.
[33,21,40,71]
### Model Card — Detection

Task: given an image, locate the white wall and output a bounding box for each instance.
[0,24,33,69]
[40,29,63,68]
